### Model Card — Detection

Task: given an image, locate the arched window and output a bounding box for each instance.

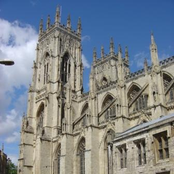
[53,144,61,174]
[77,138,85,174]
[168,86,174,102]
[36,103,44,134]
[102,95,115,120]
[127,84,141,102]
[163,73,172,90]
[81,103,89,127]
[61,53,71,84]
[44,52,49,84]
[102,95,114,108]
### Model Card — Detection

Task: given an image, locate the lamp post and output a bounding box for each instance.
[0,60,14,66]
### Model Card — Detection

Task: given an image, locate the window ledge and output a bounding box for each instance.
[156,158,170,165]
[136,164,147,168]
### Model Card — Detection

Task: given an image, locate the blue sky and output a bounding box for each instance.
[0,0,174,164]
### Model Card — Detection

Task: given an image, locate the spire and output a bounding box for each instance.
[151,31,156,45]
[150,32,159,66]
[39,18,43,35]
[110,37,114,56]
[93,47,97,63]
[77,18,82,35]
[101,46,104,59]
[118,44,122,63]
[118,44,122,53]
[2,143,4,153]
[125,46,129,62]
[47,15,50,30]
[144,58,148,74]
[67,14,71,29]
[55,6,60,24]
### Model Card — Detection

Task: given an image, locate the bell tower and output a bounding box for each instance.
[18,7,83,174]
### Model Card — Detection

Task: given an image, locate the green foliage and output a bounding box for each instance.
[6,161,17,174]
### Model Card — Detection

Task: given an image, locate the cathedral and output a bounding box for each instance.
[18,7,174,174]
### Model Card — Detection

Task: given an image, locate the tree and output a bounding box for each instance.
[6,160,17,174]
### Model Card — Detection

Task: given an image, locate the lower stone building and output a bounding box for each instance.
[0,146,8,174]
[113,114,174,174]
[18,6,174,174]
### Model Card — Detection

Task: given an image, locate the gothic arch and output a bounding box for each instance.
[60,50,74,61]
[44,51,50,58]
[101,93,115,109]
[80,102,90,127]
[61,52,71,84]
[36,102,44,118]
[40,51,50,62]
[127,82,141,102]
[163,71,173,90]
[36,102,44,134]
[162,71,173,79]
[163,72,174,102]
[53,143,61,174]
[40,51,50,84]
[76,137,86,174]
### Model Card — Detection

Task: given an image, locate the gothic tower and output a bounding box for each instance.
[18,7,83,174]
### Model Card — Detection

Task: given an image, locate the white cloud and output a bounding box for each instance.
[8,154,18,165]
[82,35,90,42]
[133,52,149,68]
[82,54,90,68]
[5,132,20,143]
[0,109,18,136]
[159,53,170,60]
[0,18,38,140]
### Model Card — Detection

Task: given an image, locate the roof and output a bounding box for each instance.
[115,113,174,141]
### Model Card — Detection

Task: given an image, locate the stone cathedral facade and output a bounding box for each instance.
[18,7,174,174]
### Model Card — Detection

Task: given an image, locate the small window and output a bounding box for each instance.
[118,144,127,168]
[135,139,146,166]
[154,131,169,161]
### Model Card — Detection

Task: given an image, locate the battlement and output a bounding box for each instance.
[92,41,129,67]
[38,7,81,41]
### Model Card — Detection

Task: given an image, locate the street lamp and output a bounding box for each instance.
[0,59,14,66]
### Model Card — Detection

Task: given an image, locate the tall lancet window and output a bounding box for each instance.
[77,138,85,174]
[57,145,61,174]
[43,52,50,84]
[61,52,71,84]
[36,103,44,135]
[104,130,115,174]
